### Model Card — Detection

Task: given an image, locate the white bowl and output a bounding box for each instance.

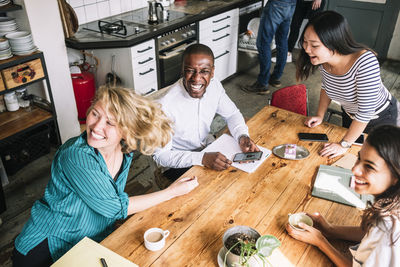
[0,17,15,24]
[10,41,34,48]
[0,47,11,54]
[13,46,37,55]
[6,31,32,40]
[0,38,9,49]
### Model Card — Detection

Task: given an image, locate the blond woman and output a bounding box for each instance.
[13,86,198,266]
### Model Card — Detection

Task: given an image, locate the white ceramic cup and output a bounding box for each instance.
[144,228,170,251]
[288,212,313,231]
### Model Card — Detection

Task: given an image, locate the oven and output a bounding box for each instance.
[157,23,197,89]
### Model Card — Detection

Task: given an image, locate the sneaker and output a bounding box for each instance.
[241,81,270,95]
[268,78,281,87]
[271,53,292,63]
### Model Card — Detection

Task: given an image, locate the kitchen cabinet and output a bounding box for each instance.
[0,51,60,212]
[93,39,158,96]
[199,8,239,81]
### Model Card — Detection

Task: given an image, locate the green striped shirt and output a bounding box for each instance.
[15,132,133,260]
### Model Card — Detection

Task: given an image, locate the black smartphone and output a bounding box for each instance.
[354,134,365,146]
[233,151,263,162]
[298,133,329,142]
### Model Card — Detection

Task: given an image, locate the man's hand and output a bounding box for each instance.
[239,135,259,153]
[202,152,232,171]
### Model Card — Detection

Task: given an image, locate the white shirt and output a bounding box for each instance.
[350,216,400,267]
[153,78,249,168]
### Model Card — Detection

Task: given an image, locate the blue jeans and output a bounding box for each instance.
[256,0,296,86]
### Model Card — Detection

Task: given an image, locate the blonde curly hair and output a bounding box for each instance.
[87,86,172,155]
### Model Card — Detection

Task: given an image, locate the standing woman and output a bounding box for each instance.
[297,11,399,158]
[12,86,199,266]
[287,125,400,266]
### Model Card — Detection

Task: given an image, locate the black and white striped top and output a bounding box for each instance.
[320,50,390,123]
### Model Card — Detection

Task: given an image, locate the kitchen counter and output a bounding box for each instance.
[65,0,260,50]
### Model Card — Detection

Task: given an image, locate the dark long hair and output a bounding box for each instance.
[361,125,400,244]
[296,10,368,81]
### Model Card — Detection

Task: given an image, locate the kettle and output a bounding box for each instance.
[148,0,164,24]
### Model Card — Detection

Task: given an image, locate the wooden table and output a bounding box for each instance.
[101,106,363,266]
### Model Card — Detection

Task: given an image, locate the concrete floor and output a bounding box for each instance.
[0,52,399,266]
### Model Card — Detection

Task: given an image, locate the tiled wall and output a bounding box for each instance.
[67,0,148,25]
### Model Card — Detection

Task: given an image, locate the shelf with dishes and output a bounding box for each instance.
[0,1,22,13]
[0,16,38,60]
[0,51,59,193]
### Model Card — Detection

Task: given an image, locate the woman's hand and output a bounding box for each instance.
[319,143,348,159]
[167,176,199,197]
[286,222,328,248]
[304,116,323,128]
[307,212,333,238]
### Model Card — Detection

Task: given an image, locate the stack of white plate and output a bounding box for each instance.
[6,31,37,55]
[0,38,12,60]
[0,17,18,37]
[0,0,11,7]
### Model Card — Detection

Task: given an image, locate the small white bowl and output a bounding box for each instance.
[6,31,32,41]
[288,212,313,231]
[0,17,15,24]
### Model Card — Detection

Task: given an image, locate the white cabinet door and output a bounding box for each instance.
[199,9,238,31]
[214,41,238,81]
[130,39,158,95]
[199,8,239,81]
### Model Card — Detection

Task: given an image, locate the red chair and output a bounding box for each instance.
[269,84,308,116]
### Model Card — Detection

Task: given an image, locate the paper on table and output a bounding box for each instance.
[332,153,358,169]
[202,134,271,173]
[51,237,138,267]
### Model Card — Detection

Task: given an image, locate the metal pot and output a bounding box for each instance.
[148,0,164,24]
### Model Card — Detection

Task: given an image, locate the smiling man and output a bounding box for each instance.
[153,44,258,184]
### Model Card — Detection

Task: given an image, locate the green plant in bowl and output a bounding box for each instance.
[224,234,281,267]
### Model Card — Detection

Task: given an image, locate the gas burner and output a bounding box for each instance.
[83,19,148,38]
[99,20,127,35]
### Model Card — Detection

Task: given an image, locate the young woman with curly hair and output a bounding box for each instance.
[287,125,400,266]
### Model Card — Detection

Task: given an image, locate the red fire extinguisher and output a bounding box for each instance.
[71,64,96,124]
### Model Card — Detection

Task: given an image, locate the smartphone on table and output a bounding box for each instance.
[353,134,365,146]
[298,133,329,142]
[233,151,263,163]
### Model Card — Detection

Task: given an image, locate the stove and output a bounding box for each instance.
[82,19,148,38]
[116,9,188,24]
[82,9,188,39]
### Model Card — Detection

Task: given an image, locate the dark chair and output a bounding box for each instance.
[269,84,308,116]
[325,107,342,123]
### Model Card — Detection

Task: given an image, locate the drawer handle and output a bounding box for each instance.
[137,46,152,53]
[215,50,229,59]
[213,24,230,32]
[139,68,154,75]
[213,15,230,23]
[213,33,230,42]
[145,88,156,95]
[138,57,153,64]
